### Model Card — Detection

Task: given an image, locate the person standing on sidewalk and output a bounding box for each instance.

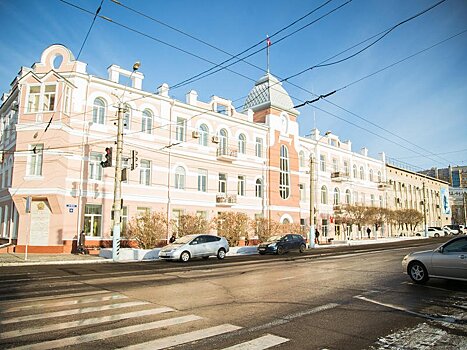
[367,227,371,239]
[315,228,320,244]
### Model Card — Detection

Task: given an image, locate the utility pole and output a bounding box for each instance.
[309,155,315,248]
[112,103,124,261]
[422,182,428,237]
[463,192,467,226]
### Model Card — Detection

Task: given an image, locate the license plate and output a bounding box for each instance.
[258,248,265,251]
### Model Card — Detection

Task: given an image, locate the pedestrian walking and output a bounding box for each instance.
[367,227,371,239]
[315,228,320,244]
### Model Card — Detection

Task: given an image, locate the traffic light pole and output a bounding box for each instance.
[112,102,124,261]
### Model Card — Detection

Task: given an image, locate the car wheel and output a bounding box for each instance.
[217,248,226,260]
[180,251,190,262]
[299,244,306,253]
[277,246,284,255]
[259,251,266,255]
[434,233,440,237]
[408,261,429,284]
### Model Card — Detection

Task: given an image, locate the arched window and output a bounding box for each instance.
[321,185,328,204]
[255,179,263,198]
[238,133,246,154]
[219,129,228,154]
[92,98,106,124]
[369,169,374,182]
[353,164,357,178]
[377,171,382,183]
[279,145,290,199]
[199,124,209,146]
[141,109,153,134]
[282,218,290,224]
[299,151,305,167]
[359,166,365,180]
[174,166,186,190]
[333,188,340,205]
[345,189,351,204]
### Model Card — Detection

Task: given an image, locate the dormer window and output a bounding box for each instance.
[215,104,229,116]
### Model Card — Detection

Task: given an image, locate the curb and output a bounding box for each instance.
[0,258,112,267]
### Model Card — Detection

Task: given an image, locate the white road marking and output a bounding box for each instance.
[0,301,149,324]
[121,324,242,350]
[0,290,109,305]
[248,303,339,332]
[354,295,459,323]
[2,294,128,313]
[221,334,289,349]
[401,281,462,292]
[0,307,175,340]
[9,314,202,350]
[0,286,102,300]
[277,276,295,281]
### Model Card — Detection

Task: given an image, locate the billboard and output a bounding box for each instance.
[440,187,451,215]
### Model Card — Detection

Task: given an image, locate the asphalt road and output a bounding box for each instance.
[0,237,466,350]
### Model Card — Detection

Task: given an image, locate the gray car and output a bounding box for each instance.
[158,234,229,262]
[402,236,467,283]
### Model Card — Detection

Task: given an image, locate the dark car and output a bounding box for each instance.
[258,234,307,255]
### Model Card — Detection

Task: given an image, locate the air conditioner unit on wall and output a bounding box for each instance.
[192,130,200,138]
[212,136,219,143]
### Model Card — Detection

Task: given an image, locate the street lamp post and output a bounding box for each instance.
[112,62,140,262]
[308,130,331,248]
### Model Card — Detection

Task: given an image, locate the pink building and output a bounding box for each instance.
[0,45,447,253]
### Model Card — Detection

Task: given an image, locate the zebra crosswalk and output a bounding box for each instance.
[0,285,290,349]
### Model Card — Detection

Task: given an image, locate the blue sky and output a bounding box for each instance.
[1,0,466,170]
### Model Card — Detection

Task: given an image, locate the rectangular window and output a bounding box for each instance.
[27,86,40,113]
[332,158,339,172]
[176,117,186,142]
[172,209,184,233]
[84,204,102,237]
[89,152,102,180]
[27,144,44,176]
[238,175,245,196]
[343,160,349,176]
[299,183,306,201]
[43,84,56,112]
[140,160,151,185]
[320,155,326,172]
[255,137,263,158]
[198,169,207,192]
[137,207,151,218]
[196,210,207,219]
[219,173,227,194]
[64,86,71,114]
[122,158,129,183]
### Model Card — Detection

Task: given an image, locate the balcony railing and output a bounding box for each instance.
[377,181,391,190]
[216,147,237,162]
[331,171,350,182]
[216,194,237,206]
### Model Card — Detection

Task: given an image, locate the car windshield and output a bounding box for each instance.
[267,235,283,242]
[173,235,195,244]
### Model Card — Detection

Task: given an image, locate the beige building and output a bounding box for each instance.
[385,163,451,232]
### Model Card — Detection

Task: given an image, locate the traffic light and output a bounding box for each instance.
[130,150,138,170]
[100,147,113,168]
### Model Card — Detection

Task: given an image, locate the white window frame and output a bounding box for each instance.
[279,145,290,199]
[92,98,106,124]
[238,175,246,196]
[84,204,102,237]
[26,84,57,113]
[140,160,151,186]
[255,178,263,198]
[198,169,207,192]
[89,152,103,181]
[27,144,44,176]
[238,134,246,154]
[219,173,227,194]
[255,137,263,158]
[142,109,153,134]
[175,166,186,190]
[176,117,186,142]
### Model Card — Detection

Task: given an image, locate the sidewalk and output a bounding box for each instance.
[0,236,427,267]
[0,253,109,267]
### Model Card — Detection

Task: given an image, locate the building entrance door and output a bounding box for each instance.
[30,200,51,245]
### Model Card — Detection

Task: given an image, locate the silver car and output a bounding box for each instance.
[158,234,229,262]
[402,236,467,283]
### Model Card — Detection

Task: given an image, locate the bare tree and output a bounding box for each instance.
[176,213,211,237]
[213,212,250,246]
[125,212,170,249]
[366,207,389,233]
[404,209,424,232]
[251,217,281,242]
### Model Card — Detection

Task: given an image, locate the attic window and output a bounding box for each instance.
[52,54,63,70]
[215,104,229,116]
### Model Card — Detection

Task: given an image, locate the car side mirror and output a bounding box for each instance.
[438,246,444,253]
